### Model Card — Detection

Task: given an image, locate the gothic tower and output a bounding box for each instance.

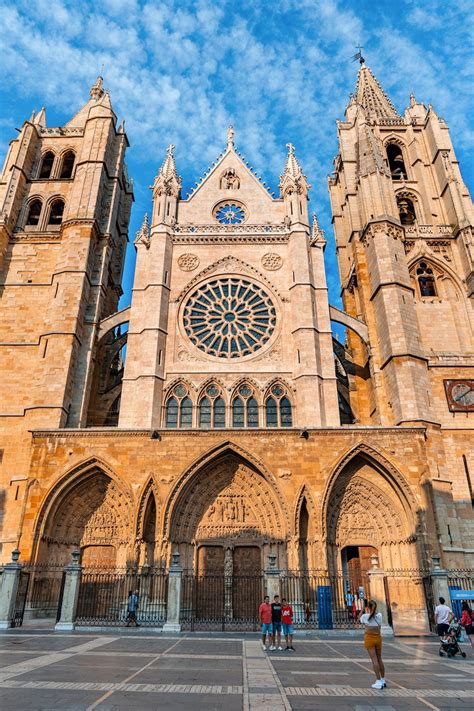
[0,77,133,494]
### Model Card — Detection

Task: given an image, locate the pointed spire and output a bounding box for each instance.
[118,118,125,134]
[90,76,104,100]
[29,109,36,123]
[279,143,310,197]
[355,63,398,120]
[310,212,326,245]
[153,144,182,197]
[226,125,235,149]
[34,107,46,127]
[134,212,150,248]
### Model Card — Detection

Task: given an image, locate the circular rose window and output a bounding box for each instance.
[183,277,276,358]
[213,201,246,224]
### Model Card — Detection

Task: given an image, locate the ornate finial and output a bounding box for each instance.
[167,143,175,156]
[352,44,365,65]
[90,75,104,100]
[227,126,235,148]
[134,212,150,248]
[286,143,295,155]
[409,93,416,107]
[311,212,326,244]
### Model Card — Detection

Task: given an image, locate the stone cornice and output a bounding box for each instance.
[30,425,427,439]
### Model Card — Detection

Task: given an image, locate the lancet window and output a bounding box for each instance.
[25,199,43,226]
[265,383,292,427]
[198,383,226,428]
[386,143,407,180]
[47,199,65,225]
[38,151,55,179]
[59,151,75,179]
[165,384,193,428]
[232,383,259,428]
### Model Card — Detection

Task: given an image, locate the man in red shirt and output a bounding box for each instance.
[281,598,295,651]
[259,595,272,651]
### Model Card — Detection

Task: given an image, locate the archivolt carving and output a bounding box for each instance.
[164,441,289,538]
[40,470,132,548]
[169,456,285,544]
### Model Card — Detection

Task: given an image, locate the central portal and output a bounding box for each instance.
[169,452,286,572]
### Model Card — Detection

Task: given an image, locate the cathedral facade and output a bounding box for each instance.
[0,65,472,626]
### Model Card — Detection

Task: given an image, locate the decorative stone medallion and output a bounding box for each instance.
[178,253,200,271]
[261,253,283,271]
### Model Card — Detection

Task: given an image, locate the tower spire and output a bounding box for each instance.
[310,212,326,245]
[354,63,398,120]
[152,144,181,199]
[90,76,105,100]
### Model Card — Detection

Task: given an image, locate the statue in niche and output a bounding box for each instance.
[220,167,240,190]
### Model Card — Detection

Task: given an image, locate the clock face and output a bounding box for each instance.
[444,379,474,412]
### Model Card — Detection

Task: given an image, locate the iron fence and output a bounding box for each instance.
[180,573,264,631]
[12,564,66,623]
[75,567,168,627]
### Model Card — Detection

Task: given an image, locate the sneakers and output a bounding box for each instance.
[371,679,384,689]
[269,645,276,651]
[288,646,295,652]
[380,678,387,688]
[278,646,283,651]
[261,643,267,651]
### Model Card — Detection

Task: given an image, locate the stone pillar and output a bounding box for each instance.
[430,556,452,607]
[163,552,182,633]
[55,551,82,632]
[367,555,392,637]
[0,550,22,629]
[264,555,281,601]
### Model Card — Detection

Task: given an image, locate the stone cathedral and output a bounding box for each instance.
[0,64,473,624]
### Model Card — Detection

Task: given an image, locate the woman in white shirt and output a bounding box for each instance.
[360,600,386,689]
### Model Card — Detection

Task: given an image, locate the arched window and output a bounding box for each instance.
[166,397,179,428]
[386,143,407,181]
[25,199,42,226]
[59,151,75,179]
[232,397,244,427]
[47,199,65,225]
[38,151,55,179]
[232,383,259,427]
[416,261,437,297]
[165,383,193,428]
[198,383,225,428]
[265,383,292,427]
[397,196,416,225]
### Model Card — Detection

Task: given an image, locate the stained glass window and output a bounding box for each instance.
[214,201,246,224]
[183,277,276,359]
[247,397,259,428]
[214,397,226,428]
[199,397,211,427]
[232,397,245,427]
[180,397,192,428]
[280,397,292,427]
[166,397,178,428]
[266,397,278,427]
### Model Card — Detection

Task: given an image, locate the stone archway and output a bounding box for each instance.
[169,453,286,573]
[36,466,133,567]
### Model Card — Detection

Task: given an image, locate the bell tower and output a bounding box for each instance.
[0,76,133,441]
[329,58,474,427]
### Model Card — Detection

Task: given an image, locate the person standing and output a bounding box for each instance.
[434,596,453,637]
[360,600,385,689]
[271,595,283,650]
[259,595,272,651]
[126,589,140,627]
[460,602,474,649]
[281,598,295,651]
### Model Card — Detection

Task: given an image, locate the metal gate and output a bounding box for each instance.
[180,573,264,630]
[423,575,436,632]
[11,571,30,627]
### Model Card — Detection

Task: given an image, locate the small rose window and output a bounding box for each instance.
[213,201,246,224]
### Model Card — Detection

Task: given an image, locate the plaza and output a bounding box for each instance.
[0,629,473,710]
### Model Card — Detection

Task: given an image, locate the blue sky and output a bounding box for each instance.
[1,0,473,313]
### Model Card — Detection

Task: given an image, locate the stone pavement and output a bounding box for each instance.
[0,630,473,710]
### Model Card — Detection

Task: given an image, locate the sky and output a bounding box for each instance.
[1,0,473,314]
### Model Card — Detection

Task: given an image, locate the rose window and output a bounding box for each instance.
[214,201,246,224]
[183,277,276,358]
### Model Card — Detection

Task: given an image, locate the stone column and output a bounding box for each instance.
[264,555,281,601]
[163,552,183,633]
[430,555,452,607]
[55,551,82,632]
[0,550,22,629]
[367,554,393,637]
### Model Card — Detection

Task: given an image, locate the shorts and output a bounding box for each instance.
[464,624,473,636]
[364,631,382,652]
[282,623,294,635]
[262,623,272,634]
[272,622,282,633]
[437,623,450,636]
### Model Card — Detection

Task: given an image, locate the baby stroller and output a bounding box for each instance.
[438,620,467,658]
